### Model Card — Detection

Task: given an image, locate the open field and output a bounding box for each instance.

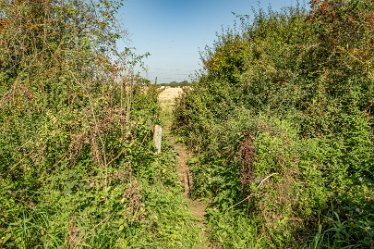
[158,86,184,105]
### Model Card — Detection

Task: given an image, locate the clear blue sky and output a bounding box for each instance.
[118,0,304,83]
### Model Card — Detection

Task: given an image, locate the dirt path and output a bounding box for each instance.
[158,87,213,249]
[169,137,213,248]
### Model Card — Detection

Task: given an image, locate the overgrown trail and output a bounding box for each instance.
[158,87,214,249]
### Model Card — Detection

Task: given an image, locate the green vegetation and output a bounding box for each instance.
[0,0,200,248]
[174,1,373,248]
[1,0,373,248]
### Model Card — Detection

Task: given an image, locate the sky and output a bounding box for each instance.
[118,0,304,83]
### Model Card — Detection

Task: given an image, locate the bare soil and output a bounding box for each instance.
[169,137,207,221]
[169,137,213,249]
[158,87,214,249]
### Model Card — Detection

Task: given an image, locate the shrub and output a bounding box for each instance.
[0,1,201,247]
[174,1,373,248]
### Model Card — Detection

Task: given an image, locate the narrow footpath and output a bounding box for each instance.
[158,87,214,249]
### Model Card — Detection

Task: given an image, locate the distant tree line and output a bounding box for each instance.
[159,80,191,87]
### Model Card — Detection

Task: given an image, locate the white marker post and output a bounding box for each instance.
[154,125,162,154]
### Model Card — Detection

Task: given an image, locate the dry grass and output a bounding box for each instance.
[158,87,184,107]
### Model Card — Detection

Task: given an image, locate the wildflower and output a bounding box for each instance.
[355,208,360,213]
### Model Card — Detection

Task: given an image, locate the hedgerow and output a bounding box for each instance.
[174,1,373,248]
[0,0,200,247]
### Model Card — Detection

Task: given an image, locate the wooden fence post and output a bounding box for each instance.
[154,125,162,154]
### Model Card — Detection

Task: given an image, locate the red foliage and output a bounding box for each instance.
[369,13,374,30]
[320,0,328,14]
[239,132,255,188]
[0,17,9,34]
[311,0,319,9]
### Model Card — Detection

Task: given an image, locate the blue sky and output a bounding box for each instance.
[118,0,304,83]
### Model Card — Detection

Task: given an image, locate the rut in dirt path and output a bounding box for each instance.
[168,136,213,249]
[158,87,214,249]
[169,137,207,223]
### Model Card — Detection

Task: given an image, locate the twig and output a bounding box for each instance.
[70,72,108,189]
[225,173,279,212]
[258,173,279,188]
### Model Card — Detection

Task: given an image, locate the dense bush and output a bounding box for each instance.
[174,1,373,248]
[0,0,200,247]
